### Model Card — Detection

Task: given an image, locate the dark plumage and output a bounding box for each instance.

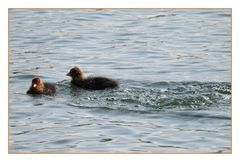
[27,77,56,95]
[66,67,118,90]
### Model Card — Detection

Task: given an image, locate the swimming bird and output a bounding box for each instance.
[66,67,118,90]
[27,77,56,95]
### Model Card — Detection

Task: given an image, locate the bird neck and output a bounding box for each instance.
[73,74,83,81]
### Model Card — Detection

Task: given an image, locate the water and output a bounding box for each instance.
[9,9,231,153]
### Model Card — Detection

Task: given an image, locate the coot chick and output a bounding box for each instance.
[27,77,56,95]
[66,67,119,90]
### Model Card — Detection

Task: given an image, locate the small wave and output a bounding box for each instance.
[24,51,38,54]
[175,111,231,120]
[10,74,44,81]
[148,14,177,19]
[216,13,231,17]
[12,130,31,136]
[99,138,112,142]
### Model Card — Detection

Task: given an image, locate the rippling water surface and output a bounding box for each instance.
[9,9,231,153]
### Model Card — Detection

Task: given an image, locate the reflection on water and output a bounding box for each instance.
[9,9,231,153]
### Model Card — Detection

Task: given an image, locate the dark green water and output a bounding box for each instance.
[9,9,231,153]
